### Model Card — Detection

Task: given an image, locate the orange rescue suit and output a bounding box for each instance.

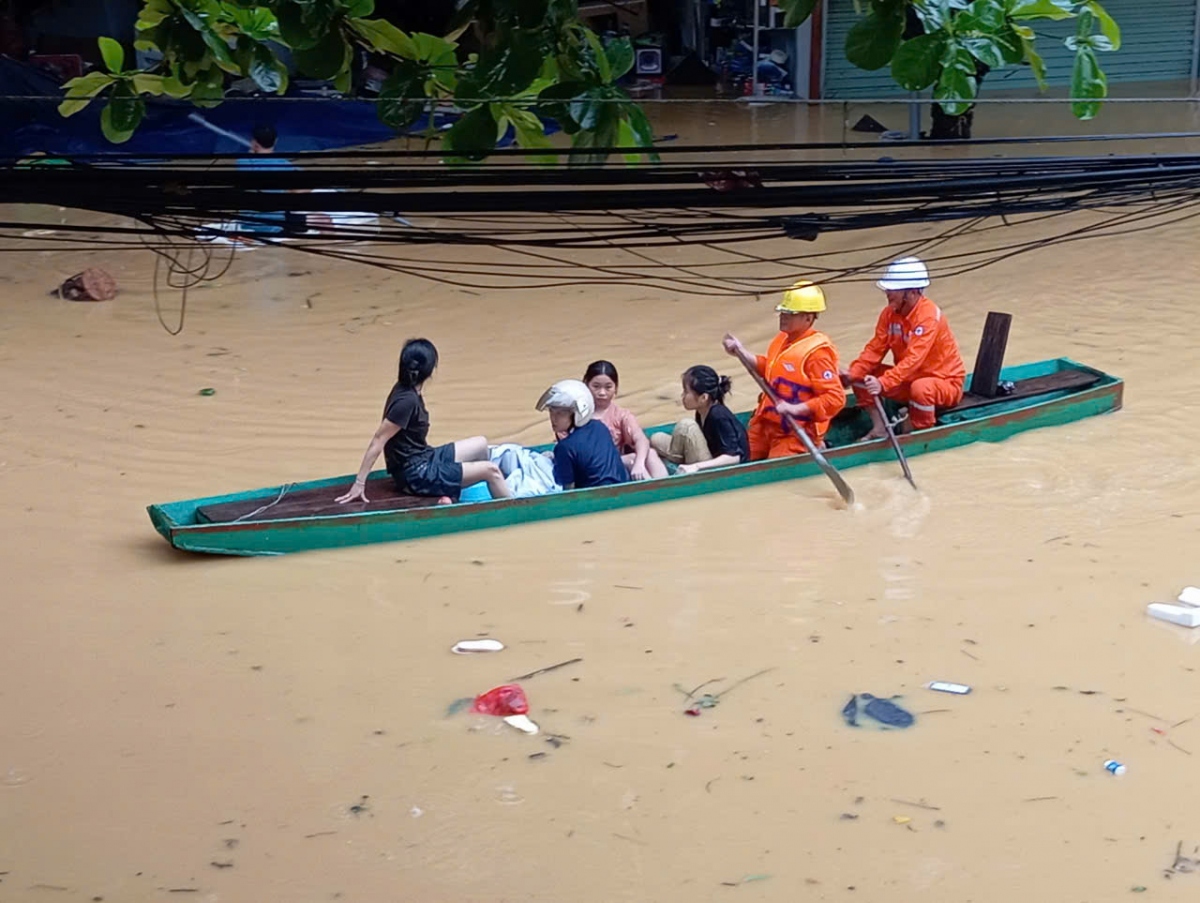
[749,328,846,459]
[847,295,966,430]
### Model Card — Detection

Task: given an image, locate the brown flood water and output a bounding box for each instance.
[3,98,1200,902]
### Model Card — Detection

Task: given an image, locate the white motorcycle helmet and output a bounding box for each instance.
[535,378,595,427]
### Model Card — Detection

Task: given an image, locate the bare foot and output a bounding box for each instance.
[860,429,887,442]
[437,495,454,505]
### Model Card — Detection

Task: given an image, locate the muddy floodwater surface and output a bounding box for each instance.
[3,97,1200,901]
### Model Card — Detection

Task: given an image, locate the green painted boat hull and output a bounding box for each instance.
[147,358,1123,556]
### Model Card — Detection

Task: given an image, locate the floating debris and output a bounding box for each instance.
[843,694,915,729]
[451,639,504,654]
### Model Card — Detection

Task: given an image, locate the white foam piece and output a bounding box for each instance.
[1177,586,1200,606]
[1148,603,1200,628]
[503,715,539,735]
[451,639,504,654]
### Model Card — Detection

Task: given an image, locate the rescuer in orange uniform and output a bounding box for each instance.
[723,281,846,459]
[845,257,966,439]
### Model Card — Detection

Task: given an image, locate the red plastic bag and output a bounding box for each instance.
[472,684,529,716]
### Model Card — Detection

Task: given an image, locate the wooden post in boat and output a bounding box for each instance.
[970,311,1012,398]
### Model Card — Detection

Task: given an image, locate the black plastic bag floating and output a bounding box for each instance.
[842,693,915,729]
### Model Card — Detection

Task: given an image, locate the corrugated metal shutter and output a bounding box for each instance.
[822,0,1198,99]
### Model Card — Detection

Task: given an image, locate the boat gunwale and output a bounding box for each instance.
[150,357,1123,542]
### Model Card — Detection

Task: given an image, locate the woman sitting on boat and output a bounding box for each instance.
[335,338,512,505]
[649,365,750,474]
[536,379,628,489]
[583,360,668,481]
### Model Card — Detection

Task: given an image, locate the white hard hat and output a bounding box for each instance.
[535,378,594,427]
[877,256,930,291]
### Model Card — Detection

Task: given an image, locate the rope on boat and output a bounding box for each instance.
[232,483,293,523]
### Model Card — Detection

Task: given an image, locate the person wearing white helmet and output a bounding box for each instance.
[844,257,966,439]
[536,379,629,489]
[723,280,846,458]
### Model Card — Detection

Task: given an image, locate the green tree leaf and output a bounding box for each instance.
[227,6,279,42]
[136,0,174,31]
[994,25,1025,64]
[620,102,660,162]
[378,61,427,129]
[343,0,375,16]
[1070,44,1106,119]
[496,102,554,162]
[274,1,323,50]
[443,104,499,161]
[912,0,948,33]
[98,36,125,74]
[1086,1,1120,50]
[293,25,350,80]
[582,27,612,82]
[58,71,115,117]
[605,36,634,81]
[249,42,287,93]
[961,35,1005,68]
[933,43,977,115]
[190,67,226,107]
[1010,23,1047,87]
[131,73,166,95]
[349,17,416,57]
[967,0,1006,30]
[622,101,654,147]
[780,0,820,28]
[179,7,240,73]
[1008,0,1074,20]
[537,79,589,133]
[494,0,551,28]
[617,118,642,164]
[100,80,145,143]
[161,71,193,98]
[891,33,944,90]
[846,11,904,71]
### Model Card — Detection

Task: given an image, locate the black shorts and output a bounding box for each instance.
[397,443,463,501]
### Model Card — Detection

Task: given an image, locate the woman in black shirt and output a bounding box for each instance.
[649,365,749,474]
[336,339,512,504]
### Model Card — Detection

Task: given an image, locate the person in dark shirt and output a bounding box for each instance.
[649,365,749,474]
[336,338,512,504]
[535,379,628,489]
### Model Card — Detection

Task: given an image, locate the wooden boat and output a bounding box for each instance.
[147,358,1122,557]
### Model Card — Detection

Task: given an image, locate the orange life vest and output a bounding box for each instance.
[752,329,837,429]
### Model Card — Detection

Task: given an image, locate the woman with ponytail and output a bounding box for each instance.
[649,365,749,475]
[336,338,511,505]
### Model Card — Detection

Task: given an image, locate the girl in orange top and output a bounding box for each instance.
[583,360,669,480]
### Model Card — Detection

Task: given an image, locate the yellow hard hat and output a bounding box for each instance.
[777,280,826,313]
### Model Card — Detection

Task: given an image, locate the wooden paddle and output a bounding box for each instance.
[871,395,917,489]
[731,348,855,506]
